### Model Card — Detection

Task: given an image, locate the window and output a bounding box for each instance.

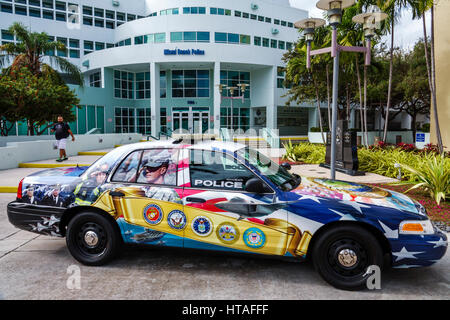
[154,33,165,43]
[114,107,135,133]
[265,17,271,23]
[135,35,144,45]
[240,34,250,45]
[277,67,286,89]
[1,30,14,41]
[127,14,135,21]
[242,12,249,18]
[83,17,92,26]
[288,22,294,28]
[135,72,150,99]
[271,39,277,48]
[220,70,250,99]
[286,42,293,51]
[160,71,167,98]
[214,32,227,43]
[15,5,27,15]
[172,70,209,98]
[250,14,256,20]
[29,0,40,7]
[254,36,261,46]
[94,19,104,27]
[114,70,134,99]
[189,150,257,191]
[111,150,142,183]
[57,37,67,57]
[171,31,209,43]
[106,21,114,29]
[1,4,13,13]
[105,10,115,19]
[220,107,250,131]
[95,42,105,50]
[235,11,241,17]
[94,8,104,17]
[83,6,92,16]
[183,7,205,14]
[262,38,269,47]
[116,12,125,21]
[136,149,178,186]
[55,12,66,21]
[210,7,217,15]
[258,16,264,22]
[43,0,53,9]
[55,1,66,11]
[84,40,93,51]
[278,41,285,50]
[215,32,249,45]
[281,20,287,26]
[29,8,41,18]
[274,19,280,25]
[43,10,53,19]
[89,72,101,87]
[136,108,151,135]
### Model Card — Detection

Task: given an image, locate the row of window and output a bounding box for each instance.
[111,69,253,100]
[0,2,296,30]
[117,32,294,51]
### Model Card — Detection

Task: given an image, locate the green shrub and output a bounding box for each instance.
[400,155,450,205]
[283,141,326,163]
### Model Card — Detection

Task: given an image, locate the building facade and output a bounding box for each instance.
[1,0,319,137]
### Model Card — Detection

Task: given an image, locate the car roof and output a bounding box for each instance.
[115,139,247,154]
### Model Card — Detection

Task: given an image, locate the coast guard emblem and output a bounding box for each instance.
[191,216,212,237]
[216,222,239,245]
[243,227,266,249]
[167,210,186,230]
[143,204,163,225]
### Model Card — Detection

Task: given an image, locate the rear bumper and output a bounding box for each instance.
[7,201,65,237]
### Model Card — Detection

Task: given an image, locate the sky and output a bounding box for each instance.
[288,0,431,50]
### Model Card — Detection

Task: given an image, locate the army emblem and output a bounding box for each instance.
[216,222,239,245]
[167,210,187,230]
[243,227,266,249]
[143,204,163,225]
[191,216,212,237]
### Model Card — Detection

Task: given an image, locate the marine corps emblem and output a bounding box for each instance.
[191,216,212,237]
[216,222,239,245]
[143,204,163,225]
[243,227,266,249]
[167,210,186,230]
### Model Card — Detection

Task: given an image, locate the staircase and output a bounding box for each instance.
[233,136,271,149]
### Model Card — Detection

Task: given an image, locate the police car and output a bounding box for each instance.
[7,140,448,290]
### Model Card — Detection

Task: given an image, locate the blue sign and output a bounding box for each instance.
[416,133,425,142]
[164,49,205,56]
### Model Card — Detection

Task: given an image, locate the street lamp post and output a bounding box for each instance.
[295,0,387,180]
[216,83,248,130]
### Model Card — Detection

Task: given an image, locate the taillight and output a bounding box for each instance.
[17,178,24,199]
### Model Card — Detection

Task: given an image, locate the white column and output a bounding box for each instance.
[150,62,160,137]
[266,66,277,129]
[213,61,221,134]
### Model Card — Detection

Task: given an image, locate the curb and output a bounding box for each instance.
[78,151,107,156]
[18,163,91,168]
[0,186,18,193]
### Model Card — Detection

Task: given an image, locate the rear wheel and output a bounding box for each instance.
[311,225,384,291]
[66,212,121,266]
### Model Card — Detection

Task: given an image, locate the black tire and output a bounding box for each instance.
[311,224,384,291]
[66,212,121,266]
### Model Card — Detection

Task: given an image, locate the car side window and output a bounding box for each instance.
[111,150,142,183]
[135,148,178,186]
[189,149,260,191]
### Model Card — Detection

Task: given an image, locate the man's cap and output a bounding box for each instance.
[142,150,172,168]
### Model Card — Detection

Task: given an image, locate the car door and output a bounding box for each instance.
[105,147,185,248]
[181,148,292,257]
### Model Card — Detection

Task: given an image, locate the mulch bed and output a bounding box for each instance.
[370,183,450,227]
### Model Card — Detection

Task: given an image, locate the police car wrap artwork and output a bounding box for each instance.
[6,141,447,272]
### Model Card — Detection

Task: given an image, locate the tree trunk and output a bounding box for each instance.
[430,5,444,153]
[383,18,395,142]
[355,56,365,146]
[412,113,417,144]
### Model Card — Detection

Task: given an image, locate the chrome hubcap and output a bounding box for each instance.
[84,231,99,247]
[337,249,358,267]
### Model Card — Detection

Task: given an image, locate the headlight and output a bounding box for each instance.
[413,200,427,216]
[399,220,435,235]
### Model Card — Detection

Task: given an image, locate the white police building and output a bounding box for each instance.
[0,0,322,138]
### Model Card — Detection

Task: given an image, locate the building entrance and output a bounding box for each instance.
[172,107,209,134]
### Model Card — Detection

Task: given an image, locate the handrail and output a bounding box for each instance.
[261,128,280,148]
[85,128,101,135]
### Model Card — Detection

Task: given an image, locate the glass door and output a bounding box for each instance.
[173,109,209,133]
[173,111,190,133]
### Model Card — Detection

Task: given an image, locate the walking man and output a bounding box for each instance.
[51,115,75,162]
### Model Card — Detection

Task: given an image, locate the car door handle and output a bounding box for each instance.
[186,197,206,203]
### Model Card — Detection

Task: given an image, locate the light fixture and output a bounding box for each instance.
[237,83,248,94]
[316,0,355,26]
[352,12,388,39]
[227,86,238,96]
[294,18,326,43]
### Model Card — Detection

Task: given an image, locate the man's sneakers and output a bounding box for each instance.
[56,157,69,162]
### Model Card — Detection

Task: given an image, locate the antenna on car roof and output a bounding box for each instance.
[172,137,183,144]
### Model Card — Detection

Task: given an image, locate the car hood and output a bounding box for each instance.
[290,177,420,215]
[24,166,89,185]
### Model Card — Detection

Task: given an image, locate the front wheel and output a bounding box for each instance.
[311,225,384,291]
[66,212,121,266]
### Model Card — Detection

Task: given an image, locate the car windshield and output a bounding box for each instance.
[237,147,297,191]
[81,147,125,181]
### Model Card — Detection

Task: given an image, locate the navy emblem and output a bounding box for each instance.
[143,204,163,225]
[216,222,240,245]
[167,210,187,230]
[243,227,266,249]
[191,216,212,237]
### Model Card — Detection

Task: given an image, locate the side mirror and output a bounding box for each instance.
[281,162,292,171]
[245,178,271,194]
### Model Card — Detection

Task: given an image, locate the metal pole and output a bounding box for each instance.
[330,27,340,180]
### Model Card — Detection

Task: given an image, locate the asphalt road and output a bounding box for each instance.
[0,193,449,300]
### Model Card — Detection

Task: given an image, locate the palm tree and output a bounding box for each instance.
[377,0,413,143]
[413,0,444,153]
[0,22,83,86]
